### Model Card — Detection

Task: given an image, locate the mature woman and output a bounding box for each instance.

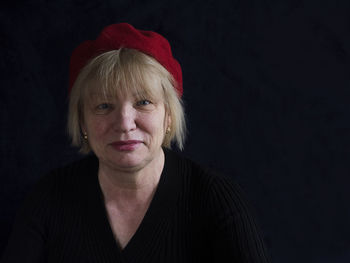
[3,23,270,262]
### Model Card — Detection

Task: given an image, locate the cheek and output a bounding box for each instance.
[137,114,164,134]
[141,114,165,139]
[86,118,110,137]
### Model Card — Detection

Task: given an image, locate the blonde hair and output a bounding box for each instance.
[67,48,186,154]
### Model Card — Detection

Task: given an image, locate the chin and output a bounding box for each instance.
[109,151,151,171]
[100,144,162,172]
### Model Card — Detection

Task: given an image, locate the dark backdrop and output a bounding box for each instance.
[1,1,350,262]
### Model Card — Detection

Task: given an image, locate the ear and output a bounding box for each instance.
[79,107,87,134]
[167,113,172,128]
[80,121,87,135]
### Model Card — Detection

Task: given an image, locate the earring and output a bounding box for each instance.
[166,127,171,134]
[83,132,88,140]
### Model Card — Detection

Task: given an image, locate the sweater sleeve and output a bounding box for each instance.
[206,174,271,263]
[1,174,54,263]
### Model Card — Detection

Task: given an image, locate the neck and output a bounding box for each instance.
[98,149,165,206]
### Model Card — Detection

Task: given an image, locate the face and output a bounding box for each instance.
[82,89,170,173]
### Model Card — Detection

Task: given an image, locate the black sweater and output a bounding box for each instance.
[2,150,271,262]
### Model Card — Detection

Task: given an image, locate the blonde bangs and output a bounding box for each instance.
[82,49,165,105]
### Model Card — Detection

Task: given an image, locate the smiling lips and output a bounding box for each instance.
[110,140,142,151]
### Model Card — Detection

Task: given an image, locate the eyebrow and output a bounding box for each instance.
[88,89,158,101]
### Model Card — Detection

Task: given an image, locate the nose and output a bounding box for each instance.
[112,103,137,133]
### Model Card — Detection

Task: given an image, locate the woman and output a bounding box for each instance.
[2,23,270,262]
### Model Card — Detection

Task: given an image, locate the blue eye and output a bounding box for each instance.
[137,100,151,106]
[97,103,110,110]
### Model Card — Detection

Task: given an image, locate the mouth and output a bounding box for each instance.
[110,140,142,151]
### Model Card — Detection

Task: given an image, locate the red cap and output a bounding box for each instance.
[69,23,183,96]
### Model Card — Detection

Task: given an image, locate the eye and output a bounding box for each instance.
[93,103,113,114]
[136,99,152,106]
[96,103,110,110]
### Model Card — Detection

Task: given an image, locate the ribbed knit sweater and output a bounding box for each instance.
[2,149,270,263]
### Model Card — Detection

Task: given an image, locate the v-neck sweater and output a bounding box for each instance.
[2,150,271,263]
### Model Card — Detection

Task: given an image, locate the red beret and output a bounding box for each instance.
[69,23,183,96]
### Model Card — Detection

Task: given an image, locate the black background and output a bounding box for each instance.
[1,0,350,262]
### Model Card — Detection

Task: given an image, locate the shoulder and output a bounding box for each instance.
[37,154,98,190]
[46,154,98,181]
[165,149,248,212]
[20,155,98,214]
[172,150,254,219]
[166,149,241,193]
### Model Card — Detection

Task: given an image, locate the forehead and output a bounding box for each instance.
[83,72,164,102]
